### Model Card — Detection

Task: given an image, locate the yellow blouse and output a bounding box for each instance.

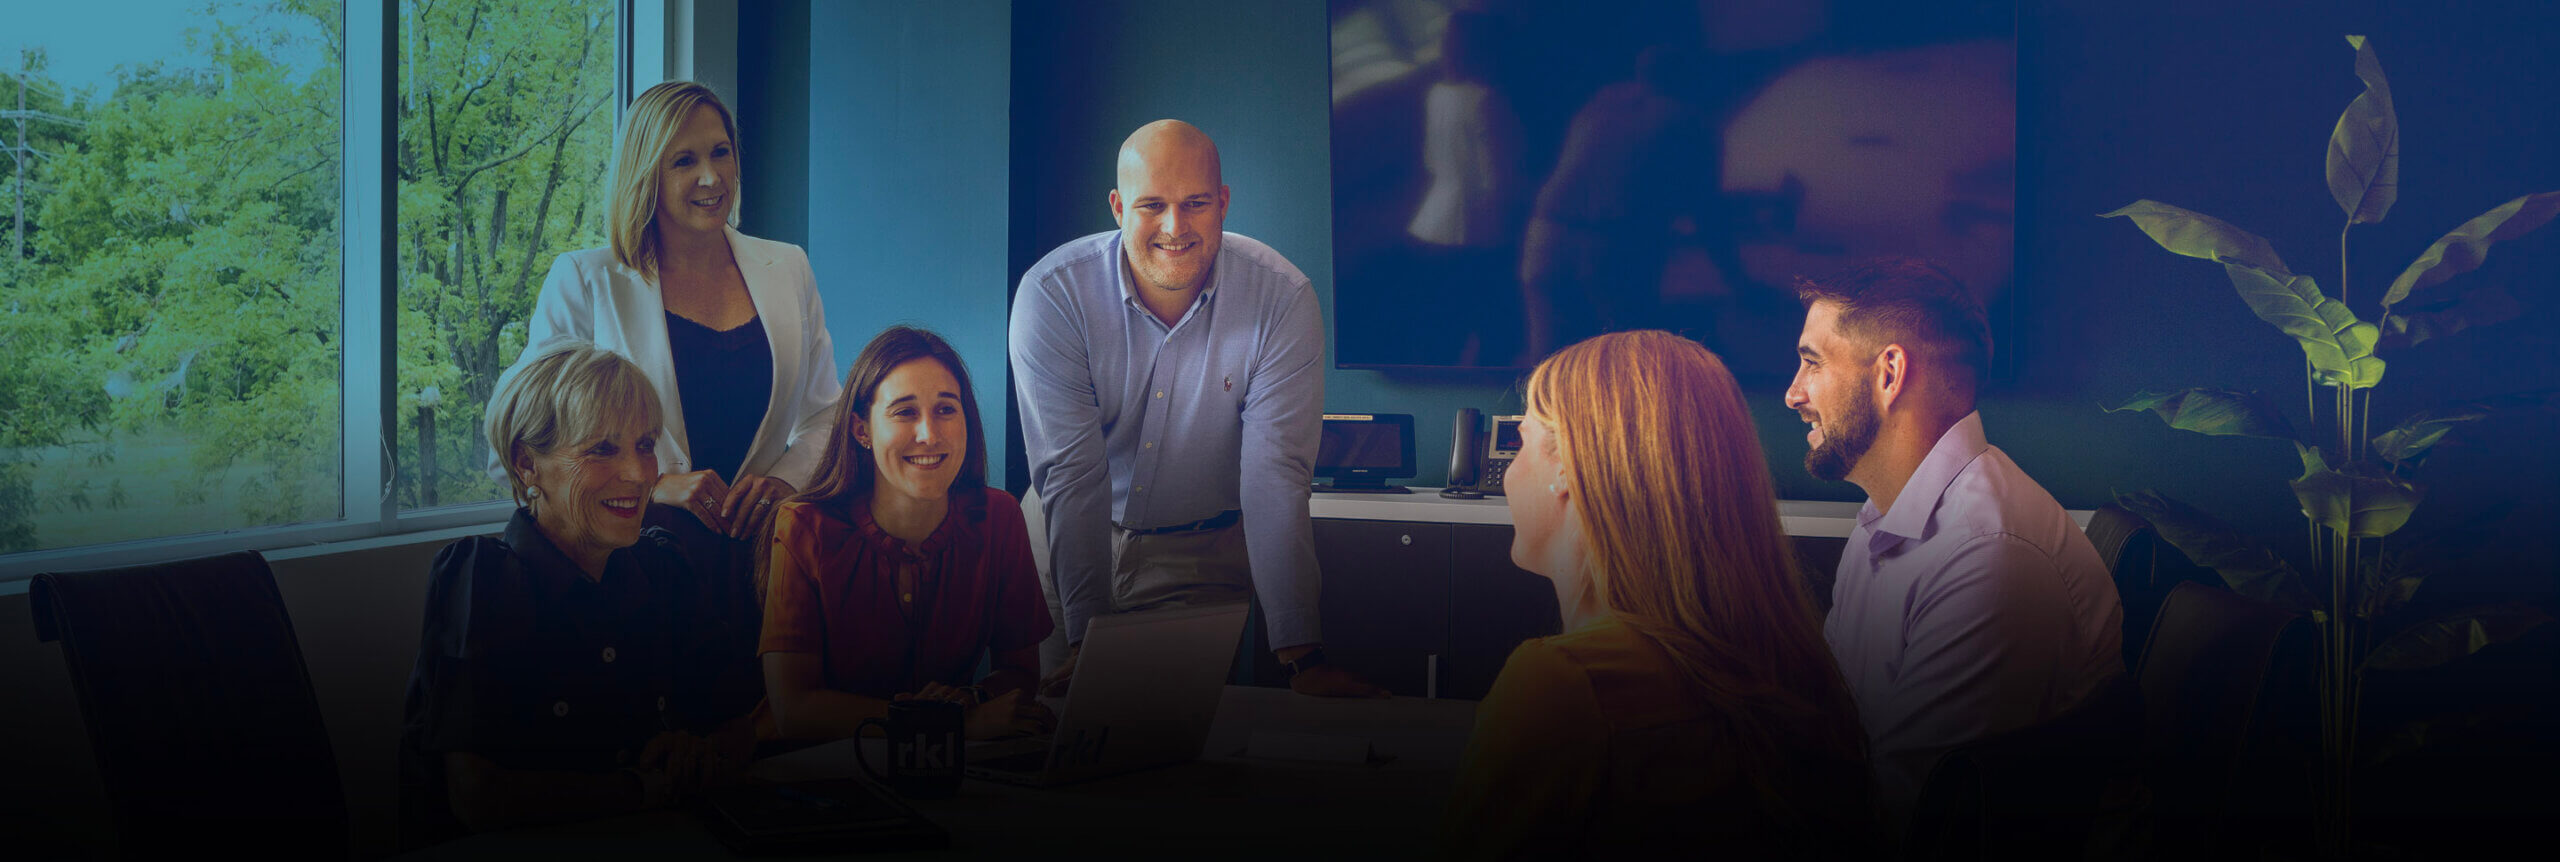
[1442,617,1876,860]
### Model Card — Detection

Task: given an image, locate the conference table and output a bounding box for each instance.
[400,686,1482,860]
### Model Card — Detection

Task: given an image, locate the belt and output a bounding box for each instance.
[1118,510,1241,535]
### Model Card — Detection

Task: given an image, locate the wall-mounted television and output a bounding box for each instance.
[1327,0,2017,378]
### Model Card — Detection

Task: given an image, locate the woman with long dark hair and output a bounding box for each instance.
[758,326,1051,742]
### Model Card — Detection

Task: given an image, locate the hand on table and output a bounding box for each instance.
[961,689,1052,740]
[1290,663,1390,699]
[896,681,981,707]
[636,730,733,796]
[1038,645,1079,698]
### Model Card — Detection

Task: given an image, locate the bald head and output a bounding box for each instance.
[1117,119,1222,191]
[1109,120,1231,297]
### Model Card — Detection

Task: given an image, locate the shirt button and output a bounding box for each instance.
[1144,441,1155,449]
[1155,391,1165,399]
[553,700,570,718]
[657,696,668,711]
[902,593,914,602]
[601,646,617,663]
[1135,485,1145,493]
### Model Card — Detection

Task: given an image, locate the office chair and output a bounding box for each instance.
[2087,504,2187,671]
[30,550,349,860]
[1904,673,2144,862]
[2136,580,2315,859]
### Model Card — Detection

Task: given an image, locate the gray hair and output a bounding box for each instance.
[484,341,664,507]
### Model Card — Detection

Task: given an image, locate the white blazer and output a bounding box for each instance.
[488,225,843,490]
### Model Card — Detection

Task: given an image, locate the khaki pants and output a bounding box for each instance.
[1039,520,1252,676]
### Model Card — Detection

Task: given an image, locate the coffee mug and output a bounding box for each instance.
[855,699,964,798]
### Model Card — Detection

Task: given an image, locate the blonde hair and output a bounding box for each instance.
[1524,331,1866,783]
[608,81,741,279]
[485,342,665,507]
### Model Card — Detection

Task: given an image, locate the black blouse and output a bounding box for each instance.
[664,311,773,482]
[397,509,758,847]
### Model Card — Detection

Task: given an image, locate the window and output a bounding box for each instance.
[2,1,345,555]
[2,0,639,577]
[395,0,618,510]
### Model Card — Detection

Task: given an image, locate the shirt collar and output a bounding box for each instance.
[850,493,967,558]
[503,506,626,598]
[1868,411,1992,542]
[1114,230,1221,325]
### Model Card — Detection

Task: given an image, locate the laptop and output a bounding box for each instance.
[964,602,1250,787]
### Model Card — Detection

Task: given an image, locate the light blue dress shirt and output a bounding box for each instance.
[1009,230,1325,650]
[1823,412,2126,825]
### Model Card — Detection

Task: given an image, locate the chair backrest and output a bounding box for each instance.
[30,550,349,860]
[2084,504,2169,670]
[1904,673,2143,862]
[2135,580,2311,842]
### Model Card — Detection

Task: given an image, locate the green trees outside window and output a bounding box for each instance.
[395,0,616,509]
[1,0,615,555]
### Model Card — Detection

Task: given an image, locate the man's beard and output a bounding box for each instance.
[1804,394,1879,483]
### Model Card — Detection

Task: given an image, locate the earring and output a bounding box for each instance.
[1548,481,1562,495]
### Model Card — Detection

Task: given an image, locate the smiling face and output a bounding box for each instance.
[1111,132,1229,296]
[519,417,661,564]
[857,358,968,508]
[653,103,738,241]
[1785,300,1883,483]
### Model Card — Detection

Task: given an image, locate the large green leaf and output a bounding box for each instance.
[2374,391,2560,464]
[2225,263,2387,389]
[2362,603,2553,672]
[2380,190,2560,311]
[2371,391,2560,466]
[2101,200,2290,273]
[2113,489,2322,617]
[2105,388,2297,440]
[2353,550,2432,621]
[2382,284,2521,351]
[2290,443,2424,538]
[2325,35,2399,225]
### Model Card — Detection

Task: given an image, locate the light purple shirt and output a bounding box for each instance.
[1824,412,2125,822]
[1009,230,1325,651]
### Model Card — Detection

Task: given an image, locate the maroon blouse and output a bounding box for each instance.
[758,487,1052,698]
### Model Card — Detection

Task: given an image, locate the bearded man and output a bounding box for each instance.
[1783,258,2124,831]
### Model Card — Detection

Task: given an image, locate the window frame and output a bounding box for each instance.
[0,0,676,583]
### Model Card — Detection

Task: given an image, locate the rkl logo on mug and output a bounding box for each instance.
[898,734,956,770]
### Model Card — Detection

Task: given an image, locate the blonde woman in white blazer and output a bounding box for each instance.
[488,81,839,543]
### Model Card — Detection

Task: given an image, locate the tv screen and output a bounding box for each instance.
[1328,0,2016,377]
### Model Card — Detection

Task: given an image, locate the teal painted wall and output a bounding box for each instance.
[746,0,1015,484]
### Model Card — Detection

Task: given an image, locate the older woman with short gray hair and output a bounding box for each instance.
[399,342,759,849]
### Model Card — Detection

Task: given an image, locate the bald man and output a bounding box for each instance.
[1011,120,1384,698]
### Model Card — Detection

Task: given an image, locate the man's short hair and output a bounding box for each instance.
[1792,257,1993,393]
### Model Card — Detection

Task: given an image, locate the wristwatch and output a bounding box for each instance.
[1282,647,1329,679]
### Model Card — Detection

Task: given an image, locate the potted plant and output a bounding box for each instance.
[2100,35,2555,856]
